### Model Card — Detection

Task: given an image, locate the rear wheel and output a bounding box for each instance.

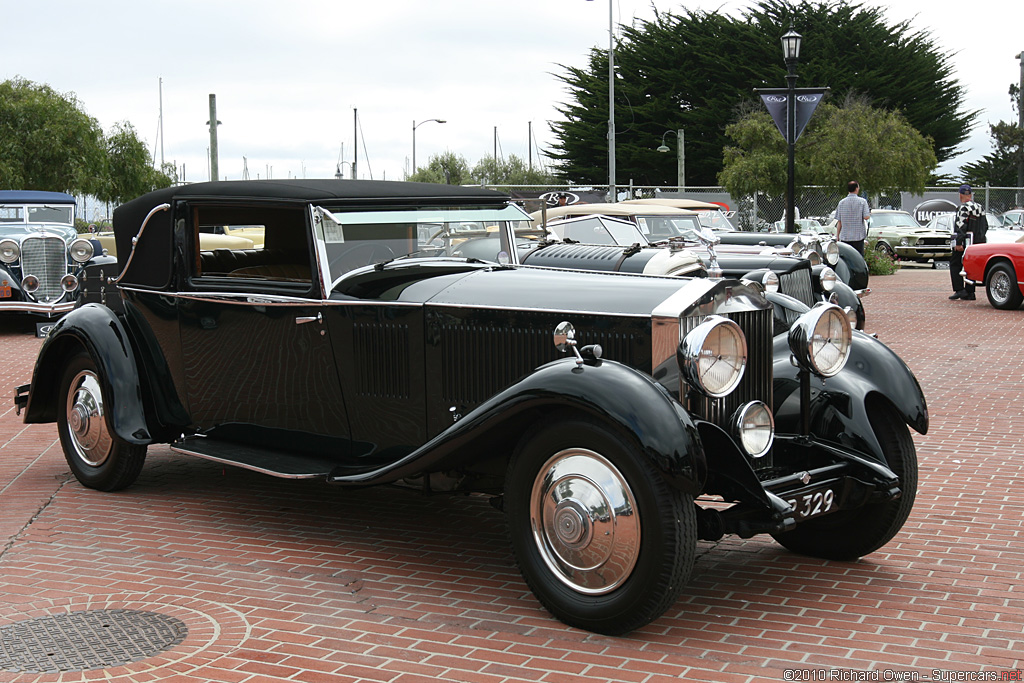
[985,263,1023,310]
[771,401,917,560]
[505,418,696,635]
[57,352,146,491]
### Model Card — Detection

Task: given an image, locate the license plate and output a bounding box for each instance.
[785,484,838,520]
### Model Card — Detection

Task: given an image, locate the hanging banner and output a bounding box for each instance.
[755,87,829,144]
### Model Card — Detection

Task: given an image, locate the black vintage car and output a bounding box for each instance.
[14,180,927,635]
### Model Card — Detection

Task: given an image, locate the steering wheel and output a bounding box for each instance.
[333,243,396,273]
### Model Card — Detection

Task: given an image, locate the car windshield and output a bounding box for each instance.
[546,216,648,246]
[632,214,704,241]
[870,213,918,228]
[696,210,735,231]
[316,204,528,285]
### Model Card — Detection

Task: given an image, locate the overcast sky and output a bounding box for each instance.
[3,0,1020,186]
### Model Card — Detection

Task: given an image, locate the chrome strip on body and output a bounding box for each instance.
[169,444,324,479]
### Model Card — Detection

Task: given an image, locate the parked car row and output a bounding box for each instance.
[12,179,926,636]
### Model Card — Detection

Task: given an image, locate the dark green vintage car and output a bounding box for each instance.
[15,180,926,635]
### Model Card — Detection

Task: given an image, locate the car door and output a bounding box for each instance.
[176,201,350,447]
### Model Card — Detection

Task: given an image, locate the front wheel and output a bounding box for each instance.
[504,418,696,635]
[771,400,917,560]
[57,352,147,491]
[875,241,896,260]
[986,263,1023,310]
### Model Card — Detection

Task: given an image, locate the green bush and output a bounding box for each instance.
[865,244,899,275]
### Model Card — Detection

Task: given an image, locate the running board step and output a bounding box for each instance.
[171,436,335,479]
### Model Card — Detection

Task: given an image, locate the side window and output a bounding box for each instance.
[191,205,312,286]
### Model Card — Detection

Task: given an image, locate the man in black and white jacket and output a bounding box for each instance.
[949,184,986,300]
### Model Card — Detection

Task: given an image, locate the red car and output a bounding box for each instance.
[962,238,1024,309]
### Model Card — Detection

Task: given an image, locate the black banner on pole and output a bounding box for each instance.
[755,88,829,143]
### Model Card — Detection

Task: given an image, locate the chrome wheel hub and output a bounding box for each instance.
[65,370,112,467]
[992,271,1010,303]
[529,449,640,595]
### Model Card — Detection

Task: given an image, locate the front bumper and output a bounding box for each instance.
[0,299,76,317]
[895,245,952,261]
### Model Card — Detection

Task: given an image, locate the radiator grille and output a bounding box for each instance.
[779,269,814,307]
[20,236,67,303]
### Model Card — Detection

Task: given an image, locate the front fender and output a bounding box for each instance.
[327,357,707,494]
[827,280,865,330]
[21,303,151,444]
[772,331,928,462]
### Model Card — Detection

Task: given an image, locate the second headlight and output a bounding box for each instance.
[787,303,852,377]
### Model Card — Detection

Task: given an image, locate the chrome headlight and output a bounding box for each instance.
[733,401,774,458]
[900,237,910,247]
[761,271,779,293]
[803,250,822,266]
[22,274,39,293]
[824,241,840,265]
[788,304,852,377]
[0,239,19,264]
[69,238,95,263]
[679,315,747,398]
[61,274,79,292]
[817,266,837,292]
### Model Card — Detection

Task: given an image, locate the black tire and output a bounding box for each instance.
[57,352,146,492]
[504,418,696,635]
[985,263,1024,310]
[771,400,917,560]
[875,241,896,260]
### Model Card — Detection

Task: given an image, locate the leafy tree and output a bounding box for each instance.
[0,77,171,198]
[472,154,557,185]
[549,0,973,187]
[408,151,473,185]
[0,77,106,194]
[101,122,173,204]
[960,84,1023,188]
[719,95,937,198]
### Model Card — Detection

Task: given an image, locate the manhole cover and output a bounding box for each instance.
[0,609,188,673]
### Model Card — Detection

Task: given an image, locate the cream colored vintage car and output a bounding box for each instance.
[95,229,257,257]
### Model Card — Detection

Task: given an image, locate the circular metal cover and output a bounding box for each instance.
[0,609,187,673]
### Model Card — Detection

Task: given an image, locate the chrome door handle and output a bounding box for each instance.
[295,312,322,325]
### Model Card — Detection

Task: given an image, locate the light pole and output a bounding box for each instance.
[656,129,685,190]
[781,25,802,234]
[1016,51,1023,206]
[412,118,446,176]
[586,0,615,201]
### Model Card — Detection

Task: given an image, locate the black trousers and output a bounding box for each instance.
[842,239,865,256]
[949,248,973,294]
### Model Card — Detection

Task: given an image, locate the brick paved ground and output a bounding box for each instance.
[1,268,1021,683]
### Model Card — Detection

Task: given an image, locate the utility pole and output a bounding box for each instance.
[207,94,221,181]
[1016,51,1023,205]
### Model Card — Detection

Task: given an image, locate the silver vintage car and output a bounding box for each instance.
[0,190,104,317]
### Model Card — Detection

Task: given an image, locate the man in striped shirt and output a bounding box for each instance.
[835,181,871,255]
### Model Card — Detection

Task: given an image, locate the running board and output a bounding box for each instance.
[171,436,335,479]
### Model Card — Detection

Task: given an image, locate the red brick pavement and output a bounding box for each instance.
[1,269,1022,683]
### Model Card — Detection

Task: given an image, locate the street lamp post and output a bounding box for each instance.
[412,118,446,176]
[1016,51,1023,206]
[781,25,802,234]
[656,129,685,190]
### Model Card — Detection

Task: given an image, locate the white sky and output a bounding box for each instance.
[3,0,1020,185]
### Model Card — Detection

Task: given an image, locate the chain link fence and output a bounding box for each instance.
[485,183,1024,230]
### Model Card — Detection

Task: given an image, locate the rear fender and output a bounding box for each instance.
[21,303,151,444]
[328,357,707,494]
[772,331,928,462]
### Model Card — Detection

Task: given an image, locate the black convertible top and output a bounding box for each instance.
[111,179,510,289]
